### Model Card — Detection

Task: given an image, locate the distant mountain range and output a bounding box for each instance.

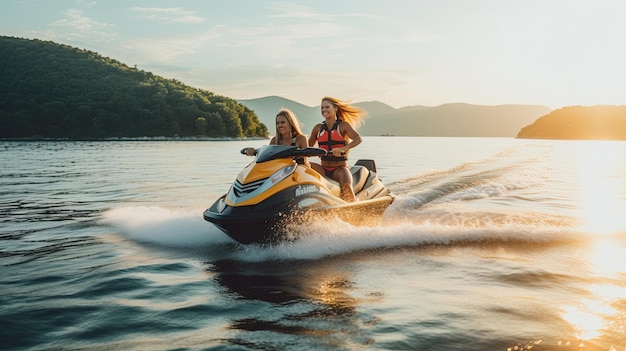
[10,36,621,140]
[238,96,552,137]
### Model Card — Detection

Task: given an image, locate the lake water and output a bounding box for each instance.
[1,137,625,351]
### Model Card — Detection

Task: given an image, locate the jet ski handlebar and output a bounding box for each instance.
[241,145,327,161]
[294,147,327,157]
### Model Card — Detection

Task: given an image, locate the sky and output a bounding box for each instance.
[2,0,625,109]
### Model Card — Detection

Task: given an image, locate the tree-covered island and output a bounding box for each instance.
[517,105,626,140]
[0,36,269,140]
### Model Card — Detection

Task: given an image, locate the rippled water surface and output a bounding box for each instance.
[1,137,626,351]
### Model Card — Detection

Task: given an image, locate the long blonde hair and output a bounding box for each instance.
[322,96,367,129]
[274,108,305,144]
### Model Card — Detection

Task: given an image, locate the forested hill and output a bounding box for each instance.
[517,105,626,140]
[0,36,269,139]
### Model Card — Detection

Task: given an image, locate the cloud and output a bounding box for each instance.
[129,7,206,23]
[46,8,118,45]
[122,29,221,63]
[51,9,114,32]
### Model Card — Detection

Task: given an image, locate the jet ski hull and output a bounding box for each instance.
[203,145,395,245]
[204,185,394,244]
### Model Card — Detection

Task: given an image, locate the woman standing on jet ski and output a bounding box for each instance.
[244,108,309,165]
[308,96,367,202]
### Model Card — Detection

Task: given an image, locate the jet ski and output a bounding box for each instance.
[203,145,395,244]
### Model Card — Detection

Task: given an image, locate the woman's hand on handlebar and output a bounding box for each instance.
[330,148,347,157]
[241,147,257,156]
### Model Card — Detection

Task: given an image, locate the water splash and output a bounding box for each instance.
[100,206,232,247]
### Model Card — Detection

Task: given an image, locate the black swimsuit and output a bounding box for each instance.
[285,136,305,165]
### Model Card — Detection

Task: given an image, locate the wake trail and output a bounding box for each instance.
[387,143,552,208]
[99,143,586,262]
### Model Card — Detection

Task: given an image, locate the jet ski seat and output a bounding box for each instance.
[316,159,376,198]
[350,166,369,194]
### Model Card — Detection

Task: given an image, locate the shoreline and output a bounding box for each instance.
[0,136,269,142]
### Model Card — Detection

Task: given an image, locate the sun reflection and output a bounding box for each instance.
[574,141,626,235]
[588,239,626,277]
[561,301,605,340]
[560,238,626,341]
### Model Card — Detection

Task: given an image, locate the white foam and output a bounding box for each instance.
[225,211,578,262]
[98,197,582,262]
[100,205,232,247]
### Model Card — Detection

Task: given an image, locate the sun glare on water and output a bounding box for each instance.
[555,141,626,343]
[559,239,626,342]
[574,141,626,235]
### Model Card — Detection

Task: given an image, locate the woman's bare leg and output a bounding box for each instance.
[333,167,355,202]
[310,162,324,176]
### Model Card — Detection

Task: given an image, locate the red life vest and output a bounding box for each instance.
[317,120,347,162]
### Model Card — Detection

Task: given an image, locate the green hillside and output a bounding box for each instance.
[0,36,269,139]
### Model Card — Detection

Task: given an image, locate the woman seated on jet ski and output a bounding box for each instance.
[244,108,309,165]
[307,96,366,202]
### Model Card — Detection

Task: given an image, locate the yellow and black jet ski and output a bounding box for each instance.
[203,145,395,244]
